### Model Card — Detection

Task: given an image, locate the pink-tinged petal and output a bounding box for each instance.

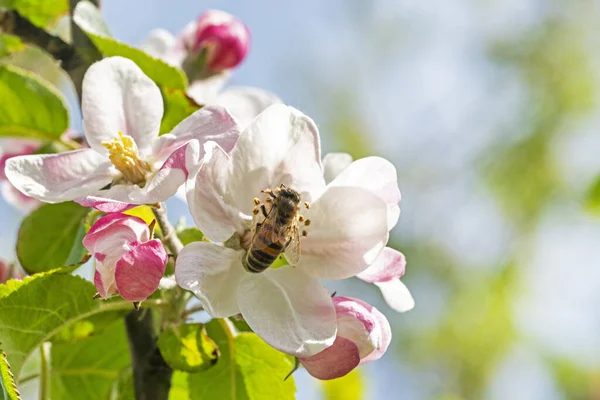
[82,57,163,157]
[0,181,40,212]
[333,297,381,359]
[322,152,353,184]
[356,247,406,283]
[329,157,401,231]
[375,279,415,313]
[175,242,246,317]
[299,337,360,380]
[214,86,281,128]
[4,149,113,203]
[94,270,108,298]
[0,138,40,180]
[94,261,119,299]
[92,140,201,206]
[299,186,388,280]
[115,239,167,302]
[237,267,336,357]
[152,105,240,162]
[227,104,325,215]
[359,303,392,364]
[83,213,149,252]
[187,142,243,242]
[75,196,135,213]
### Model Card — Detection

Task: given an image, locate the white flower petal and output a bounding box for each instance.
[214,86,282,128]
[226,104,325,215]
[140,29,177,59]
[186,72,231,104]
[175,242,245,317]
[0,181,40,212]
[329,157,401,231]
[299,186,388,280]
[375,279,415,313]
[237,267,337,358]
[5,149,113,203]
[82,57,163,156]
[322,152,353,184]
[356,247,406,283]
[187,142,244,242]
[152,105,240,162]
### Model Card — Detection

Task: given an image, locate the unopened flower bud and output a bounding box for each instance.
[192,10,250,73]
[299,296,392,380]
[83,213,167,303]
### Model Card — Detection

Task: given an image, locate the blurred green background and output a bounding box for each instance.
[2,1,600,399]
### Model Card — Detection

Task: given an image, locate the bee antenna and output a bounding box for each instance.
[331,291,337,297]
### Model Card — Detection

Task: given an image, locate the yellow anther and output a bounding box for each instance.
[101,132,151,185]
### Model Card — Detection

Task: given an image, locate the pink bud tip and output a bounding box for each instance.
[193,10,250,72]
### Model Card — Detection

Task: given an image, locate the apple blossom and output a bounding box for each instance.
[175,104,390,357]
[299,296,392,380]
[323,152,415,312]
[83,213,167,302]
[0,139,42,212]
[141,11,280,128]
[5,56,240,211]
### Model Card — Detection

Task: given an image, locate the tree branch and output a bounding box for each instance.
[152,204,184,255]
[0,9,100,99]
[125,310,173,400]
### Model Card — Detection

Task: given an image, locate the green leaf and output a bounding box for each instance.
[321,368,364,400]
[0,35,24,58]
[0,0,68,28]
[0,64,69,139]
[158,323,218,373]
[52,310,129,344]
[17,202,91,274]
[0,351,20,400]
[168,371,190,400]
[50,320,131,400]
[177,228,204,246]
[73,2,187,90]
[0,268,133,379]
[160,89,201,134]
[187,319,296,400]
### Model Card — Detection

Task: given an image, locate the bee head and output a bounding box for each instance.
[278,188,301,204]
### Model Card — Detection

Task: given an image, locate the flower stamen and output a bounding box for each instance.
[101,132,151,185]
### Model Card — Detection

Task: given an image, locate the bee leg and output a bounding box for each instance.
[304,201,310,209]
[261,204,269,218]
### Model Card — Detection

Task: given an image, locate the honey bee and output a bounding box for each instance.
[243,184,310,273]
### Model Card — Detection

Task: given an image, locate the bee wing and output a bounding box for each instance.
[284,222,301,265]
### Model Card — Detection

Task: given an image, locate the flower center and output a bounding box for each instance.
[101,132,151,185]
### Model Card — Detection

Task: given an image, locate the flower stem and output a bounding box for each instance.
[39,342,50,400]
[152,203,184,255]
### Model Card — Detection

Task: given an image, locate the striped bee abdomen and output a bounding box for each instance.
[243,227,285,273]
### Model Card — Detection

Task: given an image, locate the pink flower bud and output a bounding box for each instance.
[192,10,250,72]
[83,213,167,302]
[299,296,392,380]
